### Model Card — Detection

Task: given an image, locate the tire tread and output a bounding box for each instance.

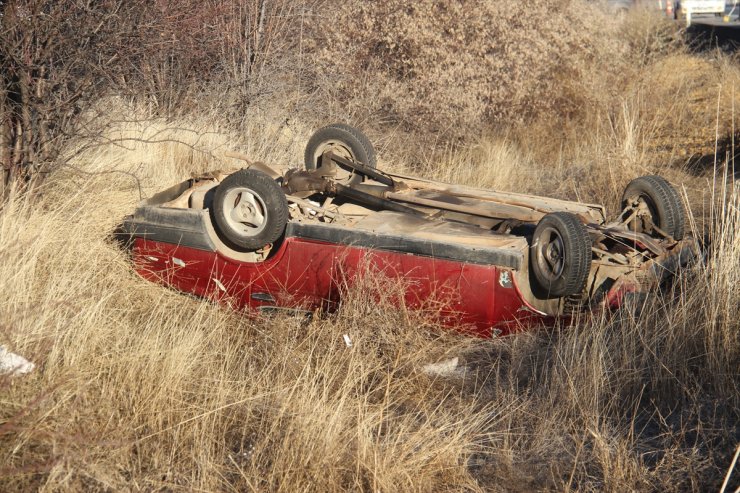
[304,125,376,171]
[622,175,685,240]
[531,212,592,298]
[327,123,377,168]
[212,169,288,250]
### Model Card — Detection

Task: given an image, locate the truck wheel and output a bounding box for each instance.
[621,175,685,240]
[212,169,288,250]
[304,124,376,185]
[531,212,592,298]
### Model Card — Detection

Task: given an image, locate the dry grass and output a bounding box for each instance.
[0,106,737,491]
[309,1,740,198]
[309,0,623,139]
[1,2,739,491]
[0,129,486,491]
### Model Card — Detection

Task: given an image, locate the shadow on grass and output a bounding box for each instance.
[683,132,740,179]
[686,22,740,53]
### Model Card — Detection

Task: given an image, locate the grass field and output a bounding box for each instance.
[1,4,739,492]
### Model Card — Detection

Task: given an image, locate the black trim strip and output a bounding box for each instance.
[122,207,216,252]
[286,222,522,269]
[251,292,276,302]
[123,207,524,270]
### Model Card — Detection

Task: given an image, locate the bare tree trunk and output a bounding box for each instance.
[12,120,22,172]
[0,83,9,199]
[36,67,49,168]
[256,0,266,56]
[254,0,267,85]
[19,71,34,174]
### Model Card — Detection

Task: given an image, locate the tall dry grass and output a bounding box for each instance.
[0,106,737,491]
[1,2,739,491]
[309,1,740,203]
[0,125,488,491]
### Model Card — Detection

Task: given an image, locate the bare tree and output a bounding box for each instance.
[0,0,319,198]
[0,0,133,196]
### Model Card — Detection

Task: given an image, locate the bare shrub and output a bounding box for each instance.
[307,0,624,141]
[121,0,315,118]
[0,0,315,197]
[0,0,137,195]
[618,5,685,66]
[299,0,740,198]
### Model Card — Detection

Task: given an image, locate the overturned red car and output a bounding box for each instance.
[121,124,697,337]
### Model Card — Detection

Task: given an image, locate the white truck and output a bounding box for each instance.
[665,0,727,25]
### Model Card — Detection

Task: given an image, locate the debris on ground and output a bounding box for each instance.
[342,334,353,348]
[422,357,465,379]
[0,346,35,376]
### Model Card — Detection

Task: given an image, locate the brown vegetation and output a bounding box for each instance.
[0,0,307,195]
[1,0,738,491]
[311,0,623,138]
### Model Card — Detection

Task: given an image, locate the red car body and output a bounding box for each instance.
[124,174,696,338]
[131,235,547,338]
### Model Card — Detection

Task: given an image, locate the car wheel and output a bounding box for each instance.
[326,123,377,168]
[621,175,685,240]
[531,212,592,298]
[212,169,289,250]
[304,124,376,185]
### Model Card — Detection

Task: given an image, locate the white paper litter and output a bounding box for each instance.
[0,346,35,376]
[422,357,465,378]
[212,278,227,292]
[342,334,353,348]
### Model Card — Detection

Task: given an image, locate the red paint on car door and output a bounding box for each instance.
[132,236,545,337]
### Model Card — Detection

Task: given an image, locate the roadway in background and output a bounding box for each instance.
[627,2,740,48]
[668,3,740,50]
[687,6,740,50]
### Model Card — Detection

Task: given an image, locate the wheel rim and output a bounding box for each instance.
[312,140,356,184]
[221,187,268,237]
[535,226,566,283]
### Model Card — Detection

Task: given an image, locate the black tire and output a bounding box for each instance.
[212,169,288,250]
[530,212,592,298]
[304,124,376,185]
[326,123,377,168]
[621,175,685,240]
